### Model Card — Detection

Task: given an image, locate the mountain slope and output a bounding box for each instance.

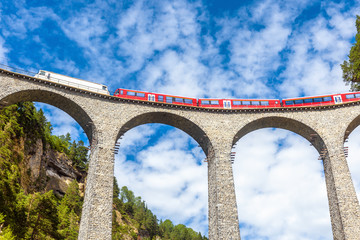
[0,102,208,239]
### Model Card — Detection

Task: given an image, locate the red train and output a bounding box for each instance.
[113,88,360,109]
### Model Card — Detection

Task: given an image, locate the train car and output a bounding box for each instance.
[282,94,335,107]
[339,91,360,104]
[35,70,110,95]
[198,98,281,109]
[282,91,360,107]
[113,88,197,106]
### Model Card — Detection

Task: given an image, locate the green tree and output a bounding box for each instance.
[57,205,79,239]
[69,139,88,169]
[144,209,158,238]
[57,179,82,239]
[113,177,120,199]
[0,213,15,240]
[59,180,82,215]
[159,219,174,238]
[24,191,61,239]
[341,15,360,91]
[120,186,135,215]
[0,103,87,239]
[170,224,189,240]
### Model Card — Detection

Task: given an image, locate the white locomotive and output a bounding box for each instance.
[35,70,110,95]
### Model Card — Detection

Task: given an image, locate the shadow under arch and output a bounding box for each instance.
[233,116,325,153]
[0,89,94,142]
[117,112,212,154]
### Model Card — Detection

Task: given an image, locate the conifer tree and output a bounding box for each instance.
[24,191,60,239]
[341,15,360,90]
[57,180,82,239]
[0,213,15,240]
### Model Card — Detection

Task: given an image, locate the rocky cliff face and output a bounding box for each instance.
[21,137,86,197]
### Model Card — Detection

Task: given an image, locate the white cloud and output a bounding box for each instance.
[233,129,332,239]
[1,7,57,38]
[114,126,208,234]
[34,103,88,144]
[0,36,8,63]
[61,9,107,50]
[346,127,360,201]
[279,5,358,97]
[140,50,207,97]
[217,3,292,97]
[116,124,157,154]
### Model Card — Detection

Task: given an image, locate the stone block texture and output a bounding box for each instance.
[1,69,360,239]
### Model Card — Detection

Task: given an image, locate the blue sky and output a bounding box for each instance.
[1,0,360,239]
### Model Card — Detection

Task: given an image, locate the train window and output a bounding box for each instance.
[304,98,313,103]
[211,100,219,105]
[233,101,241,105]
[355,94,360,98]
[184,99,193,104]
[314,98,323,102]
[120,90,123,95]
[261,101,269,106]
[346,94,355,99]
[39,71,46,76]
[102,86,107,90]
[127,91,135,96]
[175,98,183,103]
[323,96,332,101]
[294,100,303,104]
[137,93,145,97]
[242,101,250,105]
[285,101,294,105]
[114,89,119,95]
[158,96,164,102]
[166,96,173,103]
[252,101,260,105]
[201,100,210,105]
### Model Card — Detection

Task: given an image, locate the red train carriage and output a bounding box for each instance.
[340,92,360,104]
[282,91,360,107]
[114,88,148,101]
[198,99,281,109]
[114,88,197,106]
[282,94,334,107]
[198,99,224,108]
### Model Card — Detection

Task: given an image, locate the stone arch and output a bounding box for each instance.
[0,89,94,142]
[232,116,334,239]
[116,112,212,155]
[233,116,326,153]
[344,114,360,141]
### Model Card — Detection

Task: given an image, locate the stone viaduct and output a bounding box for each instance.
[0,68,360,239]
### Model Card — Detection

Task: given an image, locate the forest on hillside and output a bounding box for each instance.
[0,102,208,239]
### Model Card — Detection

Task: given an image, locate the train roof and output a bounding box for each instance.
[38,70,108,87]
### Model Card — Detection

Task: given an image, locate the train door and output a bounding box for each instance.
[148,94,155,102]
[334,95,342,104]
[224,100,231,109]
